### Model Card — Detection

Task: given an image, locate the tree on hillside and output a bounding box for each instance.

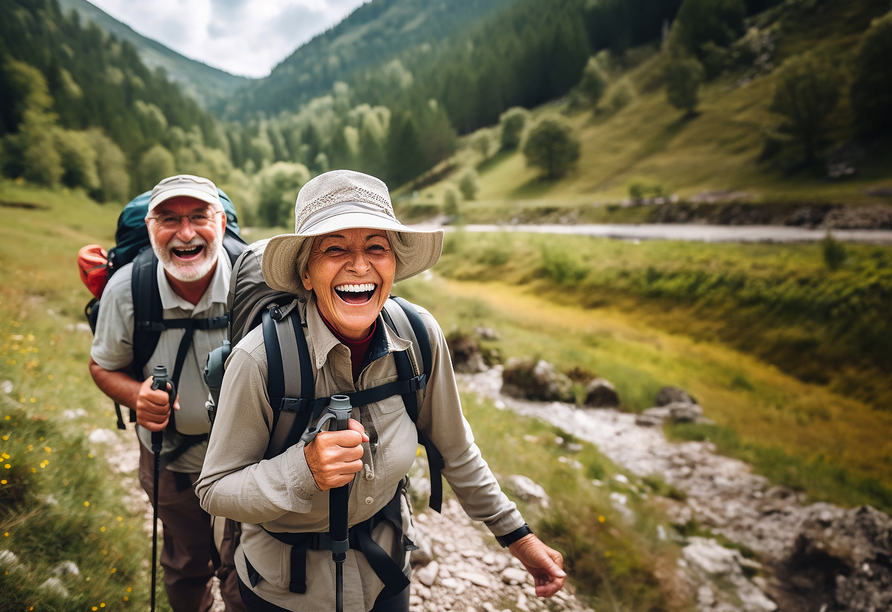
[472,132,491,160]
[138,145,176,193]
[457,167,480,201]
[850,11,892,135]
[665,56,706,115]
[86,128,130,203]
[770,52,842,165]
[256,162,311,227]
[521,116,581,180]
[499,107,528,150]
[577,56,609,109]
[673,0,746,61]
[55,128,99,190]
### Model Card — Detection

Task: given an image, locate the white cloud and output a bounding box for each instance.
[87,0,368,78]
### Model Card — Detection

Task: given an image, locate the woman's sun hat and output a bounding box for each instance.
[262,169,444,293]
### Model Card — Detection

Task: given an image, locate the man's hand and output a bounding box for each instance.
[135,376,179,432]
[304,419,369,490]
[509,534,566,598]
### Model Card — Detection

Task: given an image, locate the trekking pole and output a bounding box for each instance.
[327,395,353,612]
[149,366,175,612]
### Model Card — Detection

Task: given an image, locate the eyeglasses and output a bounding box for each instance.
[148,210,223,229]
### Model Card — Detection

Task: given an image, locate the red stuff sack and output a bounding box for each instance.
[78,244,109,300]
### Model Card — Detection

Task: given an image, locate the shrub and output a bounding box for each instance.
[457,167,480,201]
[521,115,581,180]
[578,56,609,108]
[665,56,706,115]
[499,107,528,150]
[850,11,892,134]
[821,232,846,270]
[771,52,842,164]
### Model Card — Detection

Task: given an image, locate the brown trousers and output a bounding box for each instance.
[139,443,245,612]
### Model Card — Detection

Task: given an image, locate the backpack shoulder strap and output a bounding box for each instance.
[263,305,324,459]
[131,247,162,380]
[381,297,444,513]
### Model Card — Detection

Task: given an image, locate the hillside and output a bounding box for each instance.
[409,0,892,218]
[219,0,519,120]
[55,0,253,109]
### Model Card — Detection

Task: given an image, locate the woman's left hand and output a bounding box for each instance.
[508,534,566,598]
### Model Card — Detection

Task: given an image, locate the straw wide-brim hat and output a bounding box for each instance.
[262,170,444,294]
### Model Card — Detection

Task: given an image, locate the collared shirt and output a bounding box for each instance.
[195,296,525,611]
[90,257,231,473]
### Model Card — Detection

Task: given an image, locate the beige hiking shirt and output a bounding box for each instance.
[195,296,525,611]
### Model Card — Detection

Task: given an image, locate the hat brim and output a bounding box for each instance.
[148,188,222,212]
[262,211,444,293]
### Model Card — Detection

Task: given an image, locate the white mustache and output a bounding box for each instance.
[168,237,207,249]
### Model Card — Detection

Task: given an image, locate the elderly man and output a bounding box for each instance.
[89,175,244,611]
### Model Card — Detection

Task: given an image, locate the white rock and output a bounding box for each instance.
[39,577,69,598]
[0,550,19,567]
[416,560,439,586]
[52,561,79,576]
[89,428,117,444]
[500,567,529,585]
[1,380,12,394]
[457,571,492,588]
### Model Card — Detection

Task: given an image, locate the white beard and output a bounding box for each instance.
[149,228,222,283]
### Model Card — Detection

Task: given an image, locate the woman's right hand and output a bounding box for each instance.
[304,419,369,490]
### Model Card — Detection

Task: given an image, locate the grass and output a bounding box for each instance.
[395,265,892,513]
[453,392,692,611]
[0,180,175,611]
[433,230,892,412]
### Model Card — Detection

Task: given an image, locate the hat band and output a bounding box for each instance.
[299,201,400,234]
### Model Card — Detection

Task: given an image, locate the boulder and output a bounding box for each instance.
[583,378,620,408]
[772,504,892,612]
[501,358,574,403]
[447,333,487,374]
[655,386,693,407]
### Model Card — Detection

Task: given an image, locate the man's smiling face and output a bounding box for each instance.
[147,196,224,283]
[301,228,396,341]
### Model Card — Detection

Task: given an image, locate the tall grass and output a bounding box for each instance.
[396,265,892,513]
[0,181,173,611]
[457,393,690,611]
[436,231,892,411]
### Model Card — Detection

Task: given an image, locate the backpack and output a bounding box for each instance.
[203,239,445,593]
[78,188,247,432]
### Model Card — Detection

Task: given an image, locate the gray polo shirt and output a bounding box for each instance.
[91,258,230,473]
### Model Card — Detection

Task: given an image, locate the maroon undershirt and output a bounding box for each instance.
[319,313,376,381]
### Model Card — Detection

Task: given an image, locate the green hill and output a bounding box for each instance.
[55,0,253,109]
[409,0,892,218]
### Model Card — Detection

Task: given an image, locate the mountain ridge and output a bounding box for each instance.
[55,0,253,109]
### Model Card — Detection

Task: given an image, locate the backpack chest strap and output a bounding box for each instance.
[250,484,411,595]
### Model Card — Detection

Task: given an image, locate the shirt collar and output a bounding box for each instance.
[156,253,231,313]
[303,296,411,372]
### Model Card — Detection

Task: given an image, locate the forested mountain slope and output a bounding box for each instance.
[55,0,253,109]
[219,0,519,120]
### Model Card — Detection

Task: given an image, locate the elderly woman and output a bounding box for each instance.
[195,170,565,612]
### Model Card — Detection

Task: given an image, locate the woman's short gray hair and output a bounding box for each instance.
[292,230,409,299]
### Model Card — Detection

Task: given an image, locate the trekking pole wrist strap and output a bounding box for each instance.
[496,523,532,548]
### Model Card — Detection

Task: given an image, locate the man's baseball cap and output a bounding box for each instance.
[148,174,222,212]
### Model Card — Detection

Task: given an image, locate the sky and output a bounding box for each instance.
[86,0,370,78]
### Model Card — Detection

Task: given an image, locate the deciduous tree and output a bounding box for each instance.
[521,115,580,180]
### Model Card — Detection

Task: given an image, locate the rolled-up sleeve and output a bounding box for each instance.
[195,342,320,523]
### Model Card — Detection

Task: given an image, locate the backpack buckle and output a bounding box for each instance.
[269,306,283,321]
[280,397,310,413]
[408,374,427,393]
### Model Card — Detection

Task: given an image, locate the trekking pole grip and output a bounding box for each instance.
[150,366,175,449]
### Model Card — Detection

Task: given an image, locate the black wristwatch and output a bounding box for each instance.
[496,523,533,547]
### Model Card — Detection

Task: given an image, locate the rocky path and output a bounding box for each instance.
[98,367,890,612]
[457,368,892,612]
